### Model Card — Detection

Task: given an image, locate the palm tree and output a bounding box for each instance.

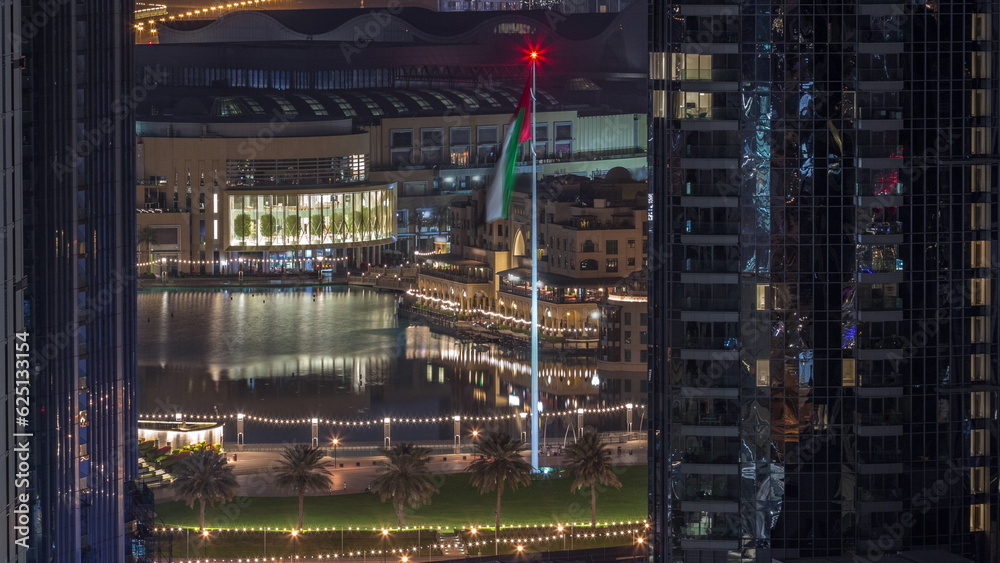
[272,444,333,529]
[562,430,622,526]
[137,225,155,266]
[171,449,239,530]
[369,443,439,527]
[466,432,533,548]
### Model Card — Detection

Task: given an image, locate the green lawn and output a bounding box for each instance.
[156,465,648,530]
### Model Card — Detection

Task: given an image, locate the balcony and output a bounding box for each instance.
[681,259,739,274]
[681,221,740,236]
[682,336,739,350]
[681,298,740,312]
[859,30,905,43]
[855,69,904,82]
[677,107,739,120]
[856,412,904,425]
[673,412,740,426]
[683,145,740,159]
[682,183,739,198]
[677,69,740,81]
[859,108,903,120]
[680,31,739,44]
[862,221,903,235]
[419,267,491,285]
[858,296,903,311]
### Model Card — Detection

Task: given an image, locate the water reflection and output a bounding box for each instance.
[138,286,601,442]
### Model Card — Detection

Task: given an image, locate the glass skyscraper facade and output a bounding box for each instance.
[649,1,999,562]
[8,1,138,561]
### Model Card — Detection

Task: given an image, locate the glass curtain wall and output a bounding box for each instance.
[229,188,396,248]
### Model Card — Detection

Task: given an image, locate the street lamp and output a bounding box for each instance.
[469,527,478,556]
[556,525,566,551]
[290,529,300,558]
[381,528,391,563]
[332,437,340,468]
[201,529,210,558]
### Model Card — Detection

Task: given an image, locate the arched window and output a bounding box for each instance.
[580,259,598,271]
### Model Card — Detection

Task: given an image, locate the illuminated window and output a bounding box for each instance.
[971,467,989,494]
[675,92,716,119]
[972,392,990,419]
[671,53,714,80]
[971,429,989,456]
[971,278,991,306]
[650,52,668,80]
[971,316,990,343]
[971,52,992,78]
[970,203,990,230]
[756,284,770,310]
[971,165,990,192]
[756,359,769,387]
[972,14,992,40]
[972,89,992,116]
[843,359,856,387]
[653,90,667,119]
[971,504,989,532]
[971,127,992,154]
[971,354,991,382]
[971,241,991,268]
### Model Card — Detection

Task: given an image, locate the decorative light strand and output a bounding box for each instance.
[139,403,646,425]
[137,256,348,268]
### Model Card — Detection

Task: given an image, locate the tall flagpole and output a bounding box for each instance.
[529,52,540,471]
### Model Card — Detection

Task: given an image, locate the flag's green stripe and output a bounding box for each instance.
[500,109,526,217]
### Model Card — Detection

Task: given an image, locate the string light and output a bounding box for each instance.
[148,522,648,560]
[138,403,645,424]
[137,256,349,268]
[132,0,277,33]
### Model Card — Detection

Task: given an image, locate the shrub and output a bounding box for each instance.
[233,213,255,239]
[284,215,302,238]
[259,214,277,238]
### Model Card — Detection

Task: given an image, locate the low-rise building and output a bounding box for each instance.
[136,88,646,273]
[414,175,647,339]
[597,270,647,404]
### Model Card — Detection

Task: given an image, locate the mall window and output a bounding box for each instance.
[450,127,471,166]
[554,122,573,158]
[535,123,549,158]
[421,128,444,165]
[477,126,498,163]
[606,258,619,272]
[391,130,414,167]
[581,259,598,271]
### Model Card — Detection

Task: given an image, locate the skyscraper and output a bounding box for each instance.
[649,2,998,562]
[6,1,138,561]
[2,0,28,559]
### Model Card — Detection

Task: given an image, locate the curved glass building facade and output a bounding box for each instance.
[227,186,397,250]
[649,1,999,562]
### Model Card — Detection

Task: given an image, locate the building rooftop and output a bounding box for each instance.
[158,8,620,43]
[136,86,562,123]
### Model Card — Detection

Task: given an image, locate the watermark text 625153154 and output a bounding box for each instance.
[12,330,33,550]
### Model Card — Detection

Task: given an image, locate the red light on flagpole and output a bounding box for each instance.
[521,43,546,66]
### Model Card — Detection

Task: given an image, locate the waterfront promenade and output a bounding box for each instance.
[153,437,648,503]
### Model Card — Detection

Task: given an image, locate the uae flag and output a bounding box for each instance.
[485,80,532,223]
